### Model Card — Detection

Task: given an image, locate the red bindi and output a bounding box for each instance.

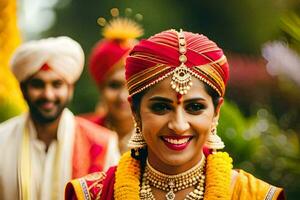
[177,93,183,104]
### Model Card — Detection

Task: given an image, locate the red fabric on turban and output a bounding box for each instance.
[125,30,229,97]
[10,36,84,84]
[89,39,131,85]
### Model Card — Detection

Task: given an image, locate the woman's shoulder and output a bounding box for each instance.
[231,169,285,200]
[65,166,117,200]
[65,171,106,200]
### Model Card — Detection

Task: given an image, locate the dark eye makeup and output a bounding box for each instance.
[184,102,206,114]
[149,102,172,115]
[147,96,207,115]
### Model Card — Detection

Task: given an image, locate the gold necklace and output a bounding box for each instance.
[114,151,233,200]
[140,156,206,200]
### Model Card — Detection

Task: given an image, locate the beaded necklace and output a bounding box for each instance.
[114,151,233,200]
[140,156,206,200]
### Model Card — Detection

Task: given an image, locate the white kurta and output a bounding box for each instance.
[0,108,120,200]
[0,109,75,200]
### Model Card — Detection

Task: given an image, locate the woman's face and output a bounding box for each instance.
[102,68,131,120]
[138,76,222,173]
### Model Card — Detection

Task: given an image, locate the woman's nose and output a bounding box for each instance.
[168,109,190,134]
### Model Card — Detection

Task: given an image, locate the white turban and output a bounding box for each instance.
[10,36,85,84]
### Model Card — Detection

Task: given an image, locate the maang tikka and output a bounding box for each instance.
[128,120,146,150]
[170,29,193,95]
[205,121,225,152]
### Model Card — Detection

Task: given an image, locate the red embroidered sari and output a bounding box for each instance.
[65,149,285,200]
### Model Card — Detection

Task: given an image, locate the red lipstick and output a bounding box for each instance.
[161,136,192,151]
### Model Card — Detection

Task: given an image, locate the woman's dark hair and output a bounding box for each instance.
[130,89,149,164]
[131,89,148,116]
[203,84,221,110]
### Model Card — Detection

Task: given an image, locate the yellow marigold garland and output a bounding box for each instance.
[114,151,233,200]
[204,152,233,200]
[114,151,141,200]
[0,0,27,122]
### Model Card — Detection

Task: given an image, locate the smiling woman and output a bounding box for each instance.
[139,76,218,173]
[65,29,285,200]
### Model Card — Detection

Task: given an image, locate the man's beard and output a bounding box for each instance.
[27,98,68,124]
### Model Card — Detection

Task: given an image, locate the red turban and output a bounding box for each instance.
[89,39,131,85]
[125,29,229,97]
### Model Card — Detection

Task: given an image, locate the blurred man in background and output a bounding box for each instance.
[0,36,120,200]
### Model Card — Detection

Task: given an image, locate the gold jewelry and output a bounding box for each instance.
[205,122,225,152]
[128,121,146,150]
[114,151,233,200]
[140,155,206,200]
[171,63,193,95]
[170,29,193,95]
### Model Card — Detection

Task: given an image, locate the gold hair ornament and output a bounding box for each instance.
[97,8,144,41]
[170,29,193,95]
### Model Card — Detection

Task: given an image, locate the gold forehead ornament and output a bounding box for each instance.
[170,29,193,95]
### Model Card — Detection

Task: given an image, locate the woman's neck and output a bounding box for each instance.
[147,151,204,175]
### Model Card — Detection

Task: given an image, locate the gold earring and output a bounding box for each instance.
[205,122,224,152]
[128,121,147,150]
